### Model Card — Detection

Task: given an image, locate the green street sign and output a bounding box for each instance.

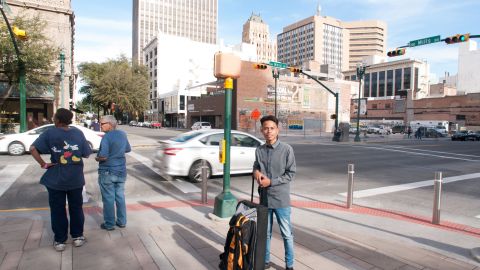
[268,61,287,68]
[409,35,441,47]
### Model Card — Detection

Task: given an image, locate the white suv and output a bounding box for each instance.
[191,122,212,130]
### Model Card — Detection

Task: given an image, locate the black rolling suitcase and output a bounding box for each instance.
[219,177,268,270]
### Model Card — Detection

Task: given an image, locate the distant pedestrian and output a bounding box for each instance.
[407,126,412,139]
[30,108,91,251]
[90,118,100,131]
[253,115,296,270]
[95,115,131,231]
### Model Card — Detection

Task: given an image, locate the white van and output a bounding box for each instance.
[191,122,212,130]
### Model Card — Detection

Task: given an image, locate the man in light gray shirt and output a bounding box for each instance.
[253,115,296,270]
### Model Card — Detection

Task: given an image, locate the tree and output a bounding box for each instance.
[78,56,149,116]
[0,14,60,100]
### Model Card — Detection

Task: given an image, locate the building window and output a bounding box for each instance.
[403,67,411,90]
[394,68,402,94]
[364,73,370,97]
[179,95,185,110]
[386,70,393,96]
[379,71,385,97]
[371,72,378,97]
[414,67,419,92]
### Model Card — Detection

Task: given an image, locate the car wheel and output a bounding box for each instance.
[188,160,211,183]
[8,141,26,156]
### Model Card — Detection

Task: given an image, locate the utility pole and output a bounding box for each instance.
[354,63,367,142]
[59,51,65,108]
[272,68,279,118]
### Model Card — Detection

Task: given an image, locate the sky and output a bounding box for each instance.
[72,0,480,82]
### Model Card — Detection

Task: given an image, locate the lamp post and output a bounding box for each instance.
[59,51,65,108]
[272,68,279,118]
[0,3,27,132]
[354,63,367,142]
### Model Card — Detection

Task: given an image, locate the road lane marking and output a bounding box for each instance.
[351,145,480,162]
[382,145,480,158]
[339,172,480,198]
[0,164,29,198]
[127,151,201,193]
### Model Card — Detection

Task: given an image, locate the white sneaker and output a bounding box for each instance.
[54,241,66,251]
[72,236,86,247]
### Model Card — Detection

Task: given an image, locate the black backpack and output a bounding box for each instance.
[219,213,257,270]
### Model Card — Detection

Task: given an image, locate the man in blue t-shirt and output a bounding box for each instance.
[95,115,131,230]
[30,108,91,252]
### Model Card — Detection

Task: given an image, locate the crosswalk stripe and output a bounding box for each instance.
[339,172,480,198]
[0,164,29,198]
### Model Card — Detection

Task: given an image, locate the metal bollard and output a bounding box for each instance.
[201,160,208,204]
[347,164,355,209]
[432,171,442,224]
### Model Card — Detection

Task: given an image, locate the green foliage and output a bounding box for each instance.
[78,56,149,114]
[0,14,60,97]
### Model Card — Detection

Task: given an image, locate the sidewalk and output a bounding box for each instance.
[1,197,479,270]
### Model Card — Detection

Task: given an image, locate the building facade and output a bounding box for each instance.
[143,33,256,127]
[458,40,480,95]
[242,13,277,63]
[132,0,218,64]
[343,58,430,100]
[187,61,353,133]
[342,20,387,70]
[0,0,75,133]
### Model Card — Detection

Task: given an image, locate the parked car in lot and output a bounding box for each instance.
[391,125,406,134]
[0,124,103,155]
[191,121,212,130]
[367,125,391,135]
[424,128,445,138]
[154,129,263,182]
[451,131,480,141]
[129,121,138,126]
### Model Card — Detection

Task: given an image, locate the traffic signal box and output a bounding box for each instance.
[253,63,267,69]
[445,34,470,44]
[289,67,302,73]
[387,48,406,57]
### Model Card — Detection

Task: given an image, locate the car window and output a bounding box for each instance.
[171,132,203,142]
[204,133,223,146]
[33,125,54,134]
[232,133,260,148]
[202,123,210,127]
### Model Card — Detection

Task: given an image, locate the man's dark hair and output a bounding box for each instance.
[55,108,73,125]
[260,115,278,127]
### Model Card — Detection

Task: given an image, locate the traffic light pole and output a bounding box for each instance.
[354,65,367,142]
[59,52,65,108]
[213,77,237,218]
[272,68,279,118]
[0,5,26,132]
[300,71,339,140]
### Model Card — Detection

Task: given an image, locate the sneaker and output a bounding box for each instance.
[72,236,86,247]
[116,223,126,228]
[286,266,294,270]
[100,223,115,231]
[54,241,66,252]
[265,262,271,269]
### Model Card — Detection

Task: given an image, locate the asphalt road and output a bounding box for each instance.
[1,126,479,228]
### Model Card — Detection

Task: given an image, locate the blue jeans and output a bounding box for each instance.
[265,207,294,268]
[98,171,127,228]
[46,187,84,242]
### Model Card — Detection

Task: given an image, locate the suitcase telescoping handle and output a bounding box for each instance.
[251,175,254,202]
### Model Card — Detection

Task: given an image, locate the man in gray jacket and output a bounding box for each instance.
[253,115,296,270]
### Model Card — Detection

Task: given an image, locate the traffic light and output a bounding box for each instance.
[387,48,406,57]
[445,33,470,44]
[253,63,267,69]
[289,67,302,73]
[12,26,27,39]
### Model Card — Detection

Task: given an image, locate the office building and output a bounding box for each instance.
[132,0,218,64]
[242,13,277,62]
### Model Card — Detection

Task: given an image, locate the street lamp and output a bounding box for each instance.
[354,63,367,142]
[0,2,27,132]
